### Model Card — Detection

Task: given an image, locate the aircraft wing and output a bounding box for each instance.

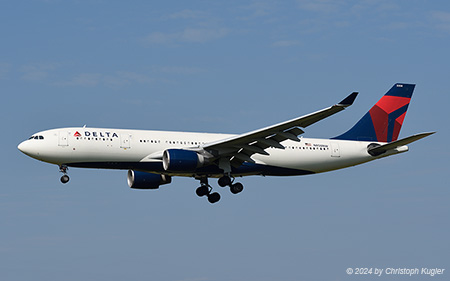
[203,92,358,167]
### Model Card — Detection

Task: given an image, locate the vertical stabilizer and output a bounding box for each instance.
[333,83,415,142]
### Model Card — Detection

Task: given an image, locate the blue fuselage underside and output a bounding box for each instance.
[66,161,315,177]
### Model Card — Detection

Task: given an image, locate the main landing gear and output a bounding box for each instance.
[59,165,70,184]
[195,175,244,204]
[196,177,221,204]
[218,175,244,194]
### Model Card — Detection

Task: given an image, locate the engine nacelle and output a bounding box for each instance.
[162,149,205,172]
[127,170,172,189]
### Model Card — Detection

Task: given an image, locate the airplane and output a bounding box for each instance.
[18,83,434,203]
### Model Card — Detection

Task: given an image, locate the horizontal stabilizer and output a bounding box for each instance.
[368,132,435,156]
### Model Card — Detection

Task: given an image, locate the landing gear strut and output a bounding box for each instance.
[195,177,221,204]
[59,165,70,184]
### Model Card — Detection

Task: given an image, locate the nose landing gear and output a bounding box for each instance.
[59,165,70,184]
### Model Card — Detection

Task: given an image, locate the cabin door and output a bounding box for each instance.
[120,134,131,149]
[330,142,340,157]
[58,131,69,146]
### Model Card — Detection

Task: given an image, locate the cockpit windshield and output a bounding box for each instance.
[29,135,44,140]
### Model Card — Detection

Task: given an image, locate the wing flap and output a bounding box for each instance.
[238,145,270,156]
[277,131,301,142]
[255,138,285,149]
[232,152,256,164]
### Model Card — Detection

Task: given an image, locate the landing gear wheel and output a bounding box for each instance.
[207,192,221,204]
[218,176,232,187]
[230,182,243,194]
[196,176,222,203]
[196,185,209,197]
[59,165,69,184]
[60,174,70,184]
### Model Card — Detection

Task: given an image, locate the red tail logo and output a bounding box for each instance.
[333,83,415,142]
[369,95,411,142]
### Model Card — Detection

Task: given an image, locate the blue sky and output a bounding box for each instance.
[1,1,449,280]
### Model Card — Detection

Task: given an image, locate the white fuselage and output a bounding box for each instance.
[18,127,408,177]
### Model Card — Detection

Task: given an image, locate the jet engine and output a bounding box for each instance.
[127,170,172,189]
[162,149,206,172]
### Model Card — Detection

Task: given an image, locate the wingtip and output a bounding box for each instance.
[421,131,436,137]
[337,92,358,107]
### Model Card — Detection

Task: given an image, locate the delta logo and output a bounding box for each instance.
[73,131,119,138]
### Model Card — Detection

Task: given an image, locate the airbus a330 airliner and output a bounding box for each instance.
[18,83,434,203]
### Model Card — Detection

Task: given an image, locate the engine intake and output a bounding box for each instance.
[127,170,172,189]
[163,149,205,172]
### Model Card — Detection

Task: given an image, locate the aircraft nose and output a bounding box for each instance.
[18,140,34,156]
[18,141,26,153]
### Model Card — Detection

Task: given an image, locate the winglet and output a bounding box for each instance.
[337,92,358,107]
